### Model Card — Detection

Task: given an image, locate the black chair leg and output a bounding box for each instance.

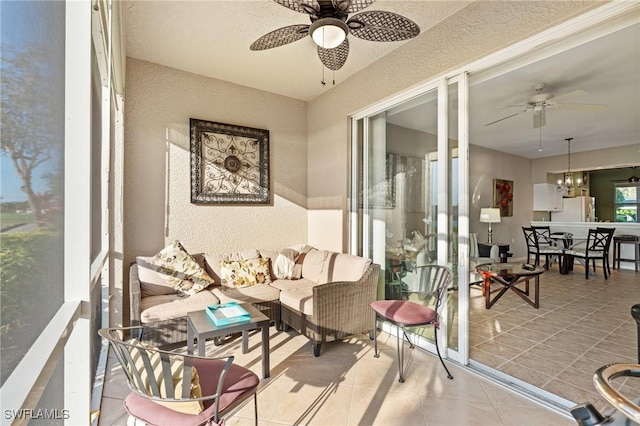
[585,259,590,279]
[433,326,453,380]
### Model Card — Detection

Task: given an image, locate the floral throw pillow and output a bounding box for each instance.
[220,258,272,289]
[148,241,215,296]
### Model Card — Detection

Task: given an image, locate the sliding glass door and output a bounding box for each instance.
[351,79,466,359]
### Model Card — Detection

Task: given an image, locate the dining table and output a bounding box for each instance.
[550,234,591,275]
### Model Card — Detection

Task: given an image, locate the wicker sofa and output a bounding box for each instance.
[130,246,379,356]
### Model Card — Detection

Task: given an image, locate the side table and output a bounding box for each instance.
[186,303,271,378]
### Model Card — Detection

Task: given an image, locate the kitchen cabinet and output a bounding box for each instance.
[533,183,563,211]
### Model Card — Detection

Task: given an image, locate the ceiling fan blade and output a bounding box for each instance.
[347,11,420,42]
[484,110,526,127]
[250,25,310,50]
[556,102,607,112]
[318,38,349,70]
[497,104,530,109]
[550,89,588,103]
[273,0,320,16]
[332,0,376,13]
[533,109,546,128]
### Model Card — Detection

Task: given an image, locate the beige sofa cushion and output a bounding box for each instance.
[140,290,220,323]
[204,249,260,285]
[211,283,280,305]
[140,294,183,314]
[136,257,177,297]
[318,252,371,284]
[301,249,328,282]
[269,278,317,292]
[280,288,314,316]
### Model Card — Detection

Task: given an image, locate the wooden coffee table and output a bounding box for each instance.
[476,263,545,309]
[186,303,271,378]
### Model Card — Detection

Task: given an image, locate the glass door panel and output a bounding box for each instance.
[353,87,450,353]
[447,82,459,351]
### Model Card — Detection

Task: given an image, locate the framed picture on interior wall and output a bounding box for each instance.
[190,118,270,204]
[493,178,513,217]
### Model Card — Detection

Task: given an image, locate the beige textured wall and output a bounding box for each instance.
[306,1,603,251]
[124,58,308,267]
[469,145,533,258]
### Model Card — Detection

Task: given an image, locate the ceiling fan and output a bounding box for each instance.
[250,0,420,72]
[484,82,607,129]
[609,166,640,183]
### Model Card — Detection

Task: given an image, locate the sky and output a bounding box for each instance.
[1,1,64,203]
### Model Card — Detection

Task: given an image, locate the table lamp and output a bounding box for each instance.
[480,208,501,243]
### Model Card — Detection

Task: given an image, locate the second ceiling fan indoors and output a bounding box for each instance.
[485,82,608,129]
[250,0,420,85]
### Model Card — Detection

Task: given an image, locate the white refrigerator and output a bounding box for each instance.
[551,196,596,222]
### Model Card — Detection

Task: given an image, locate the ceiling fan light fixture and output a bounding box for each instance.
[310,18,348,49]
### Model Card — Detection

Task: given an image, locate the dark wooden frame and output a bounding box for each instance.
[190,118,270,204]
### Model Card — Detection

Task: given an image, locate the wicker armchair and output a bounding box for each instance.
[280,263,380,357]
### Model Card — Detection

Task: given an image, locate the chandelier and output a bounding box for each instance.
[557,137,583,193]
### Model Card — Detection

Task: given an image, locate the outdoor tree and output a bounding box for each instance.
[1,45,63,223]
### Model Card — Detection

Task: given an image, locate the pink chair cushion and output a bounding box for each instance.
[371,300,438,327]
[124,359,258,426]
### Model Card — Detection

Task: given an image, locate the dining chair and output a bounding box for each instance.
[596,227,616,275]
[99,326,259,426]
[371,265,454,383]
[565,228,615,280]
[523,226,563,270]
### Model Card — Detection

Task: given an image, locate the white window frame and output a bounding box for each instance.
[0,1,117,423]
[349,1,639,370]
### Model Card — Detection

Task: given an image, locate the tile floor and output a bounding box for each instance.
[97,265,639,425]
[98,328,577,426]
[468,264,639,414]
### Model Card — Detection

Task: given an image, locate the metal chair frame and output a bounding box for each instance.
[523,226,563,270]
[99,326,258,425]
[566,228,614,280]
[372,265,454,382]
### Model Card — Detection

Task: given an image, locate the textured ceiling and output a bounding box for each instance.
[124,1,639,161]
[385,21,640,160]
[124,0,472,102]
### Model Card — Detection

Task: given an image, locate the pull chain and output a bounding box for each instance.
[538,126,542,151]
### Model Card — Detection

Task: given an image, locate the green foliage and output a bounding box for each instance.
[0,227,63,383]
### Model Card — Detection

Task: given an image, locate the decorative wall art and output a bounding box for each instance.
[364,154,396,208]
[190,119,270,204]
[493,178,513,217]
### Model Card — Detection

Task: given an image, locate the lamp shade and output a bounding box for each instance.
[480,208,501,223]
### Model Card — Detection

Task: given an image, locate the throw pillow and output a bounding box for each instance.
[148,241,215,297]
[220,257,272,289]
[259,248,299,280]
[127,339,203,414]
[291,245,315,279]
